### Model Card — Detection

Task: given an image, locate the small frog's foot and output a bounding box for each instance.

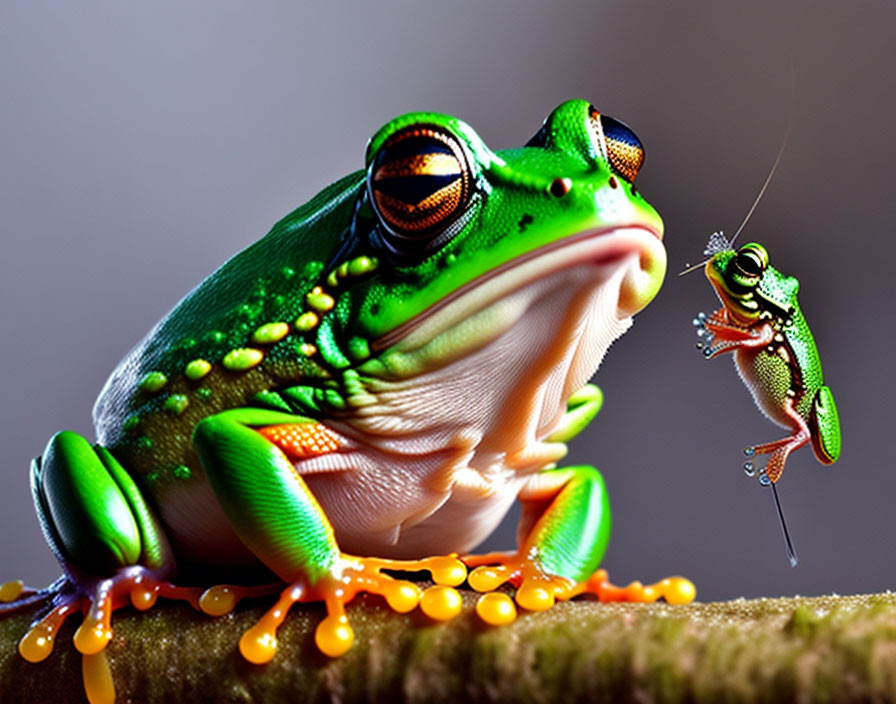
[466,554,695,624]
[693,310,772,358]
[238,553,467,663]
[743,413,810,484]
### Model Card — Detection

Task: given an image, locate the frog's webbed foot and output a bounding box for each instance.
[464,553,695,624]
[17,567,271,663]
[237,553,467,662]
[15,566,278,704]
[463,465,695,625]
[693,309,773,358]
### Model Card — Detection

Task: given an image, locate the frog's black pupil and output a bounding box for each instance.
[736,252,761,276]
[368,126,469,241]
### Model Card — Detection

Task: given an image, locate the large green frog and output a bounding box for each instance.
[1,99,692,703]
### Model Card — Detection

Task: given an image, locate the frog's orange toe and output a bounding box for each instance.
[236,553,467,663]
[571,569,697,604]
[464,552,695,623]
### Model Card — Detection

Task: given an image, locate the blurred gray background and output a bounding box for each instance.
[1,1,892,602]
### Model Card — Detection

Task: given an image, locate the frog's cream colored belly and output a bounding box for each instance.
[734,347,796,428]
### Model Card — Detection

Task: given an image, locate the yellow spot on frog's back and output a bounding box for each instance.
[252,322,290,345]
[0,580,24,602]
[300,343,317,357]
[348,255,378,276]
[223,348,264,371]
[164,394,190,415]
[139,371,167,393]
[295,311,319,331]
[305,286,335,313]
[184,359,212,380]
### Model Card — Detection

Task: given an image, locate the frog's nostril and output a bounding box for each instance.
[549,178,572,198]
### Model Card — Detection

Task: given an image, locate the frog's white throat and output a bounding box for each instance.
[354,252,634,469]
[296,226,662,558]
[352,225,662,456]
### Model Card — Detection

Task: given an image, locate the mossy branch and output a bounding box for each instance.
[3,590,896,703]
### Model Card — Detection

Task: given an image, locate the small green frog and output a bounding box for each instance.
[694,234,841,484]
[1,100,693,703]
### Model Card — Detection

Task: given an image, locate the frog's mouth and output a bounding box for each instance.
[371,224,665,355]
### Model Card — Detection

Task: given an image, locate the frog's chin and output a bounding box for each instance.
[374,224,665,358]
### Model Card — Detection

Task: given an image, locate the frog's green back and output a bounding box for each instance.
[93,171,363,445]
[146,172,363,366]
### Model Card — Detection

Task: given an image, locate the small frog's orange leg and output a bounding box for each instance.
[745,402,811,484]
[464,465,695,625]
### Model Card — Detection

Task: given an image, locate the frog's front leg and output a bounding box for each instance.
[462,386,695,622]
[694,308,774,358]
[192,407,467,661]
[464,465,695,622]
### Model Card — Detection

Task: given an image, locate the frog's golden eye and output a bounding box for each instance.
[734,243,769,278]
[368,125,472,246]
[588,107,645,182]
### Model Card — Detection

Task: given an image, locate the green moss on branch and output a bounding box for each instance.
[3,591,896,702]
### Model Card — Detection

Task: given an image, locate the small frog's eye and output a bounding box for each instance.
[588,107,645,182]
[733,244,769,278]
[368,124,472,251]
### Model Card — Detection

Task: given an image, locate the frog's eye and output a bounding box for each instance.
[734,244,769,278]
[589,107,645,182]
[368,125,472,250]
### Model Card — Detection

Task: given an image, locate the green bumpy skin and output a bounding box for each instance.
[1,100,696,704]
[698,240,842,484]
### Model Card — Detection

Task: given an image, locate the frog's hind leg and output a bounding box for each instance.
[809,386,841,465]
[20,431,235,704]
[464,465,695,624]
[746,403,811,484]
[192,408,467,663]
